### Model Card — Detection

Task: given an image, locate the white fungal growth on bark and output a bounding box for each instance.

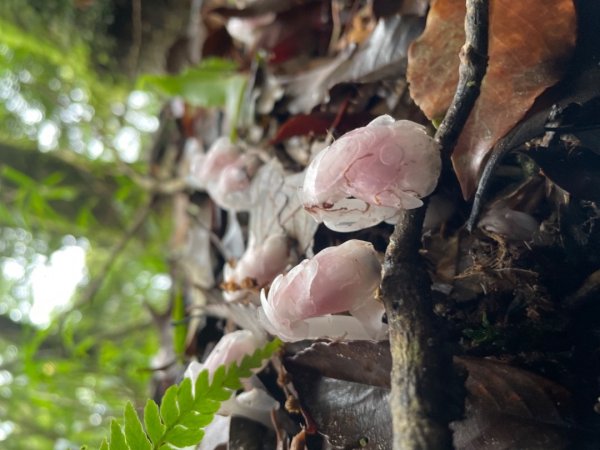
[259,239,386,341]
[302,115,441,232]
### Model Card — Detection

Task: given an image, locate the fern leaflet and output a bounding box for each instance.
[93,338,281,450]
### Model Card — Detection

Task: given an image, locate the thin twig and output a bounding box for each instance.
[75,199,154,308]
[128,0,143,75]
[379,1,489,449]
[436,0,490,154]
[106,141,187,195]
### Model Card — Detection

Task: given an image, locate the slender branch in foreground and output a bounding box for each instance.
[378,1,489,449]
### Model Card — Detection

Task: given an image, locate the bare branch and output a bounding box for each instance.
[436,0,490,153]
[76,198,154,308]
[379,1,489,448]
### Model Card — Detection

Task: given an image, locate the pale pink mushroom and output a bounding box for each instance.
[226,13,276,48]
[189,137,261,211]
[302,115,441,232]
[223,234,292,302]
[191,137,240,187]
[259,239,386,341]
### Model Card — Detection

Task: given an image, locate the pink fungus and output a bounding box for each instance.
[259,239,386,341]
[302,115,441,231]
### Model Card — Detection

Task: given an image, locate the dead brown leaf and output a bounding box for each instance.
[283,342,578,449]
[408,0,576,198]
[452,357,575,450]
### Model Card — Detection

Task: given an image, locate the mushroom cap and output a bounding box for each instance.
[302,115,441,232]
[260,239,385,341]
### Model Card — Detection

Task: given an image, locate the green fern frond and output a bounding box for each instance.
[98,338,281,450]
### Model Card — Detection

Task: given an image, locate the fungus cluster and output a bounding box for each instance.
[191,115,440,343]
[189,137,261,211]
[255,115,440,340]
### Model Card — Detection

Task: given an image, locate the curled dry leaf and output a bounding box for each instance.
[452,357,575,450]
[284,15,424,114]
[407,0,577,198]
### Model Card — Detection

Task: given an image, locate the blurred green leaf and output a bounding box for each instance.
[138,58,246,137]
[1,166,36,188]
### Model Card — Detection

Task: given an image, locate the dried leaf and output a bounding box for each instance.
[228,416,273,449]
[284,341,393,448]
[284,342,577,449]
[408,0,577,198]
[270,112,373,145]
[526,93,600,201]
[373,0,430,18]
[289,370,392,449]
[285,15,424,113]
[452,357,575,450]
[286,340,391,388]
[529,145,600,202]
[271,113,336,144]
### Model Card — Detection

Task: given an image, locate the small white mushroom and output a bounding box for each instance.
[478,204,539,241]
[184,330,265,386]
[302,115,441,232]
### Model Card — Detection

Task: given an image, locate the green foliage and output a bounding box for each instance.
[138,59,246,138]
[100,338,281,450]
[0,14,127,151]
[0,6,169,450]
[463,312,503,346]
